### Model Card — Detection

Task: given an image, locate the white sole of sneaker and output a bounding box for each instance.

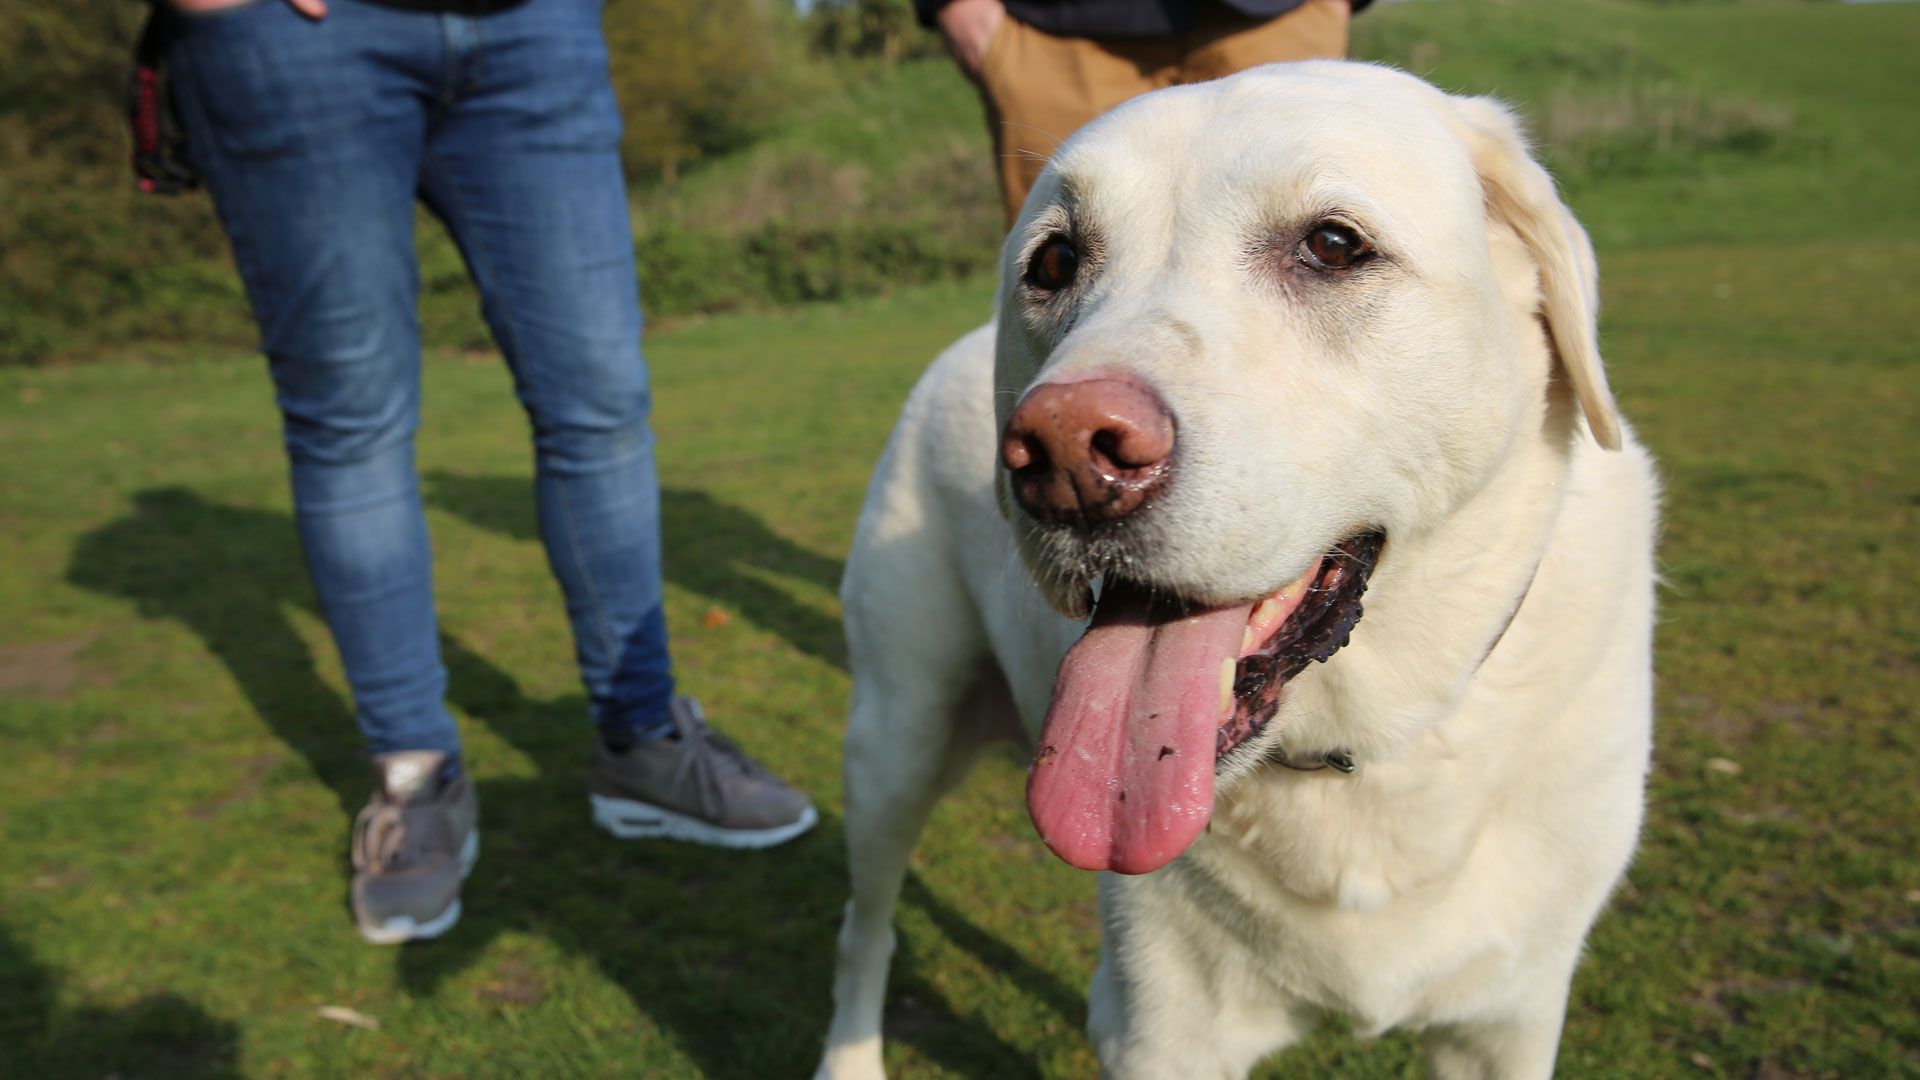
[590,794,818,848]
[356,830,480,946]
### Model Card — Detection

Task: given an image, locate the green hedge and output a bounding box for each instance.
[0,0,979,365]
[637,221,993,316]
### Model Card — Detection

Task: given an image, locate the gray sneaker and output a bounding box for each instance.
[589,696,817,848]
[350,751,479,945]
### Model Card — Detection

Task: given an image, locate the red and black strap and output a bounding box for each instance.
[130,7,200,195]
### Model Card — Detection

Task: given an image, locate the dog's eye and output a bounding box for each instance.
[1299,224,1373,271]
[1025,235,1080,292]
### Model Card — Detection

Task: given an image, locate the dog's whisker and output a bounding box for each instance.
[995,119,1067,146]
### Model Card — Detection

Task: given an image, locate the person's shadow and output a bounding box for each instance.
[424,472,849,671]
[0,921,240,1079]
[67,485,1078,1077]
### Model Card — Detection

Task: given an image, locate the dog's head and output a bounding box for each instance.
[998,62,1623,874]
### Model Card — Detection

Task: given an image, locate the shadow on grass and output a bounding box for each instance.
[65,488,367,814]
[0,922,240,1079]
[65,486,1076,1077]
[425,472,848,671]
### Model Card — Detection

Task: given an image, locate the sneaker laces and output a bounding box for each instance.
[351,797,457,873]
[667,703,773,817]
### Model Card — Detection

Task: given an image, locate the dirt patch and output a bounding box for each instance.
[683,952,750,990]
[1064,898,1100,939]
[1662,691,1829,746]
[1882,653,1919,684]
[983,831,1051,864]
[1755,699,1828,741]
[478,957,548,1008]
[29,865,93,892]
[883,991,953,1041]
[86,721,131,746]
[187,753,288,820]
[0,636,104,699]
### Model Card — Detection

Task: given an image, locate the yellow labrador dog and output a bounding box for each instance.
[818,61,1657,1079]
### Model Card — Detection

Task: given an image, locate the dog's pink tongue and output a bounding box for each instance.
[1027,587,1252,875]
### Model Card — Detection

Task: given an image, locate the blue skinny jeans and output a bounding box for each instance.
[168,0,673,756]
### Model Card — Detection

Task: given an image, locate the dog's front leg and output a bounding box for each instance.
[1420,997,1567,1080]
[1090,876,1316,1079]
[816,672,989,1080]
[816,576,1000,1078]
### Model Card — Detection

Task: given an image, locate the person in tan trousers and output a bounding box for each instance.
[923,0,1365,224]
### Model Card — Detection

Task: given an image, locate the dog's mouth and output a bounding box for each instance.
[1026,531,1385,875]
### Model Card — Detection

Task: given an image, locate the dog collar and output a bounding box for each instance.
[1270,551,1546,778]
[1273,748,1357,773]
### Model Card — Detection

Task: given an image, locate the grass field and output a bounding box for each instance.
[2,1,1918,1077]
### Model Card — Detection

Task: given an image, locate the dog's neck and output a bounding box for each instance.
[1268,539,1548,776]
[1197,416,1587,911]
[1274,415,1579,766]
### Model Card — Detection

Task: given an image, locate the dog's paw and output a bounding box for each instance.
[814,1039,888,1080]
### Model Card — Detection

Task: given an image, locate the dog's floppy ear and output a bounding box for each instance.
[1451,95,1623,451]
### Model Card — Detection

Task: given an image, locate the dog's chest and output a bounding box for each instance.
[1128,775,1521,1028]
[1209,767,1486,912]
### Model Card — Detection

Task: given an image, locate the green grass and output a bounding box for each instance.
[2,1,1917,1076]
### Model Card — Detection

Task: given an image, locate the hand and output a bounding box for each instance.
[170,0,328,19]
[936,0,1005,83]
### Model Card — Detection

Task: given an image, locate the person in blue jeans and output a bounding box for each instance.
[162,0,816,944]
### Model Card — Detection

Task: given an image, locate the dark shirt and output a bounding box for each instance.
[915,0,1364,40]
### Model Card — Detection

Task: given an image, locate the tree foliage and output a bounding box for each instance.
[602,0,814,184]
[0,0,978,363]
[808,0,944,64]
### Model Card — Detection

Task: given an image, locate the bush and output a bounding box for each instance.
[636,220,994,317]
[602,0,818,184]
[0,1,250,362]
[1539,86,1800,177]
[808,0,946,63]
[0,1,990,365]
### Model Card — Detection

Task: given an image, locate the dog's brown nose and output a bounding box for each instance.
[1001,377,1174,525]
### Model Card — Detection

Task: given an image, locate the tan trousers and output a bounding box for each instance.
[977,0,1351,223]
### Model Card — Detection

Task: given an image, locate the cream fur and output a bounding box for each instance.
[817,62,1658,1080]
